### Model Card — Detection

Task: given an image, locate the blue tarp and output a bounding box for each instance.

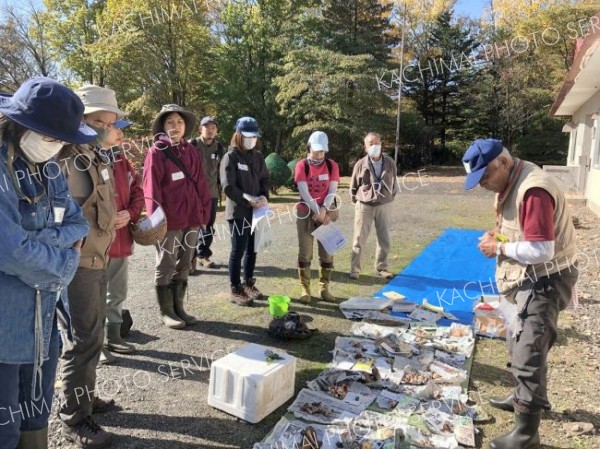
[374,229,498,325]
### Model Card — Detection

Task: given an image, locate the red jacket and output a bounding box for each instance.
[109,156,144,258]
[143,135,211,231]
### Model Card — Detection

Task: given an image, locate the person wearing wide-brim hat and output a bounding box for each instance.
[143,104,211,329]
[56,84,126,448]
[0,77,91,449]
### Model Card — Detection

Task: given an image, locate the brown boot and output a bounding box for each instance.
[230,284,254,307]
[171,279,198,325]
[297,267,312,304]
[319,267,336,302]
[155,285,185,329]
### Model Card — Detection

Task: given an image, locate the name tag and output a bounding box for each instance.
[237,163,249,171]
[101,169,110,181]
[53,207,65,224]
[211,153,217,160]
[172,171,184,181]
[318,173,329,181]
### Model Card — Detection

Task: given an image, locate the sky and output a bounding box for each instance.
[455,0,489,19]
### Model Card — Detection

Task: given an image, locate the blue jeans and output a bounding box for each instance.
[0,321,59,447]
[227,218,256,287]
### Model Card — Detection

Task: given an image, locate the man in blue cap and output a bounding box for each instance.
[462,139,578,449]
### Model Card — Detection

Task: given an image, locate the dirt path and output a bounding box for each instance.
[47,167,599,449]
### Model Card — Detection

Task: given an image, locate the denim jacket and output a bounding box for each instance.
[0,141,88,372]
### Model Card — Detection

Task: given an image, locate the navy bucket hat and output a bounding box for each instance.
[0,77,97,144]
[462,138,504,190]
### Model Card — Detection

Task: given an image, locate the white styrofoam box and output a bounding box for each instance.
[207,343,296,423]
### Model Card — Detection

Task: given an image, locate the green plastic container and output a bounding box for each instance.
[268,295,291,317]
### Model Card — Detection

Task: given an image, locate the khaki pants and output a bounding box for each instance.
[296,215,333,268]
[350,201,392,274]
[154,228,199,286]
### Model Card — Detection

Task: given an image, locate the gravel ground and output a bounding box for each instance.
[45,166,599,449]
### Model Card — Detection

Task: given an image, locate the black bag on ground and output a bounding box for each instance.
[120,309,133,338]
[268,311,318,340]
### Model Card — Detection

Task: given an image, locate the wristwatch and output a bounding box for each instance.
[496,242,503,256]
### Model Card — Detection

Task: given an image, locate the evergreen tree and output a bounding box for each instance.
[404,9,479,158]
[318,0,395,65]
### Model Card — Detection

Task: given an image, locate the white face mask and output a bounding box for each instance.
[368,144,382,158]
[20,130,64,163]
[242,136,258,150]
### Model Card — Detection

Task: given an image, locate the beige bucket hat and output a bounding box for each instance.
[75,85,127,117]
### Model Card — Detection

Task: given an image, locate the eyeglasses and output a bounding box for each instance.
[90,119,116,130]
[42,136,69,145]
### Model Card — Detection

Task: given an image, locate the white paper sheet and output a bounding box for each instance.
[137,206,165,231]
[311,224,347,254]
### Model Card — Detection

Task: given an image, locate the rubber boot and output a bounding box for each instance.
[490,409,541,449]
[98,347,115,365]
[489,393,515,412]
[171,279,197,325]
[18,426,48,449]
[155,285,185,329]
[105,323,136,354]
[298,267,312,304]
[318,267,336,303]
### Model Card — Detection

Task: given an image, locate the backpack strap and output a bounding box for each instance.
[304,158,332,178]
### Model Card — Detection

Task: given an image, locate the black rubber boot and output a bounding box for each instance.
[18,426,48,449]
[106,323,136,354]
[489,393,515,412]
[490,410,541,449]
[155,285,185,329]
[171,279,197,325]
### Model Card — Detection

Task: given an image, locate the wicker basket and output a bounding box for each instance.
[131,197,168,246]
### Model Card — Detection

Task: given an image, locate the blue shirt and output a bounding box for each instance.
[0,141,89,364]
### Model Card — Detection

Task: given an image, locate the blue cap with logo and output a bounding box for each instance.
[462,138,504,190]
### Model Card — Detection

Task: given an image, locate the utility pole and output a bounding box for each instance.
[394,2,407,169]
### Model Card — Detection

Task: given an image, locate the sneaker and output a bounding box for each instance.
[377,270,394,279]
[199,257,216,268]
[348,272,359,280]
[230,286,254,307]
[92,396,118,414]
[244,281,263,300]
[62,415,113,448]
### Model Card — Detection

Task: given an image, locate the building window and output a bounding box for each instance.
[590,124,600,168]
[570,128,578,164]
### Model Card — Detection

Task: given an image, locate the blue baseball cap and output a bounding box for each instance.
[235,116,260,137]
[462,139,504,190]
[114,119,131,129]
[0,77,97,144]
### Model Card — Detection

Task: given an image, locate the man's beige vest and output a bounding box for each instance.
[496,161,577,300]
